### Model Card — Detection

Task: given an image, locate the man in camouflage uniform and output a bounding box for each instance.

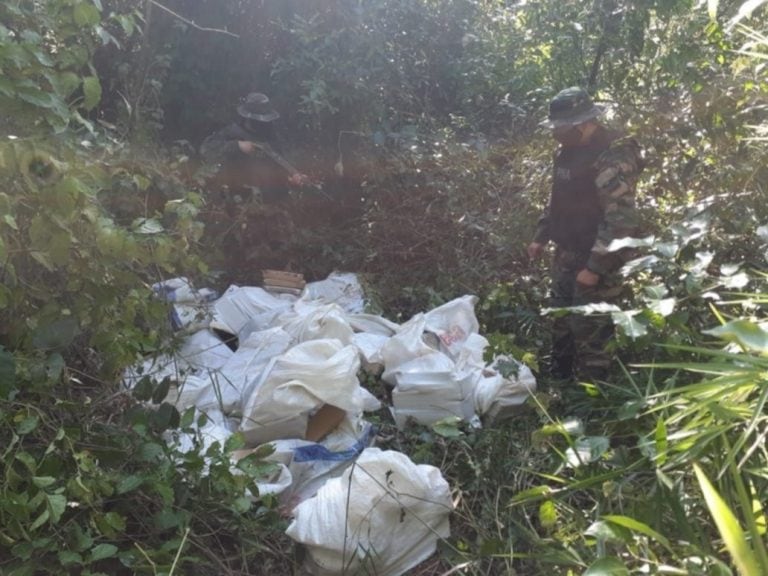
[527,87,644,381]
[200,92,309,203]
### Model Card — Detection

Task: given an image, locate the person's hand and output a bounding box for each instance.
[576,268,600,286]
[527,242,545,260]
[288,173,311,187]
[238,140,256,153]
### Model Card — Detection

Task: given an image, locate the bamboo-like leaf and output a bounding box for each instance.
[693,463,761,576]
[602,515,672,550]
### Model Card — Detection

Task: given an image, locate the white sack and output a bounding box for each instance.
[218,327,294,410]
[350,332,390,371]
[286,447,453,576]
[423,295,480,360]
[211,285,294,335]
[301,272,366,313]
[474,355,537,422]
[380,314,435,385]
[347,313,399,336]
[263,422,375,509]
[240,339,379,445]
[277,303,355,345]
[152,277,217,331]
[389,353,478,428]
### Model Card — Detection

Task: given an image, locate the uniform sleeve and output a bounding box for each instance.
[585,138,645,275]
[200,133,241,165]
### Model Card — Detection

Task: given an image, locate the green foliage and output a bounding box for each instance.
[0,377,284,575]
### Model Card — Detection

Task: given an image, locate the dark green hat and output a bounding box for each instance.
[237,93,280,122]
[542,86,604,128]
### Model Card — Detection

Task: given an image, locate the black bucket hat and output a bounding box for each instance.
[237,93,280,122]
[542,86,604,128]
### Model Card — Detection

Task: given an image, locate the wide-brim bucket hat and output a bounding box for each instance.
[541,86,605,128]
[237,92,280,122]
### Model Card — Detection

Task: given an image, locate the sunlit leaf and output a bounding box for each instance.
[606,235,655,252]
[603,515,671,550]
[721,272,750,289]
[611,310,648,339]
[694,463,761,576]
[585,520,632,544]
[82,76,102,110]
[704,320,768,352]
[565,436,609,468]
[432,416,464,437]
[543,302,621,317]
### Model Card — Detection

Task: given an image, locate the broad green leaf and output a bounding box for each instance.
[584,557,630,576]
[17,415,39,435]
[104,511,126,532]
[224,432,247,452]
[74,3,101,26]
[694,464,761,576]
[30,508,50,531]
[16,87,55,109]
[232,496,252,513]
[32,317,79,351]
[116,475,144,495]
[611,310,647,339]
[606,235,655,252]
[621,255,659,275]
[32,476,56,488]
[82,76,102,110]
[150,402,180,431]
[585,520,632,544]
[602,515,671,550]
[704,320,768,352]
[30,250,54,272]
[432,416,464,438]
[151,375,172,404]
[139,442,165,462]
[649,298,676,317]
[58,550,82,566]
[89,543,118,562]
[46,493,66,523]
[617,400,644,420]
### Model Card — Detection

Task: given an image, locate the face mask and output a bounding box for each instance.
[553,125,584,147]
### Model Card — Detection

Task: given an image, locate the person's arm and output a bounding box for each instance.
[200,129,243,164]
[584,138,644,276]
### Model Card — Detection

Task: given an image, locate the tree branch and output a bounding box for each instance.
[148,0,240,38]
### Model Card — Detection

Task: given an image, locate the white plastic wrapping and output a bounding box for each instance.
[239,339,380,445]
[474,355,537,422]
[301,272,366,313]
[286,447,453,576]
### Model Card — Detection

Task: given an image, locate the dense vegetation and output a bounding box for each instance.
[1,0,767,574]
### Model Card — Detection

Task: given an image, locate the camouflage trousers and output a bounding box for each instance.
[549,247,624,381]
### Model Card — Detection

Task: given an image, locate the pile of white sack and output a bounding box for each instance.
[124,272,536,576]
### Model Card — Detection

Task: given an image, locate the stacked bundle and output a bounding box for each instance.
[262,269,306,295]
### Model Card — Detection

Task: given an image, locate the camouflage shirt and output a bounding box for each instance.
[534,129,645,275]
